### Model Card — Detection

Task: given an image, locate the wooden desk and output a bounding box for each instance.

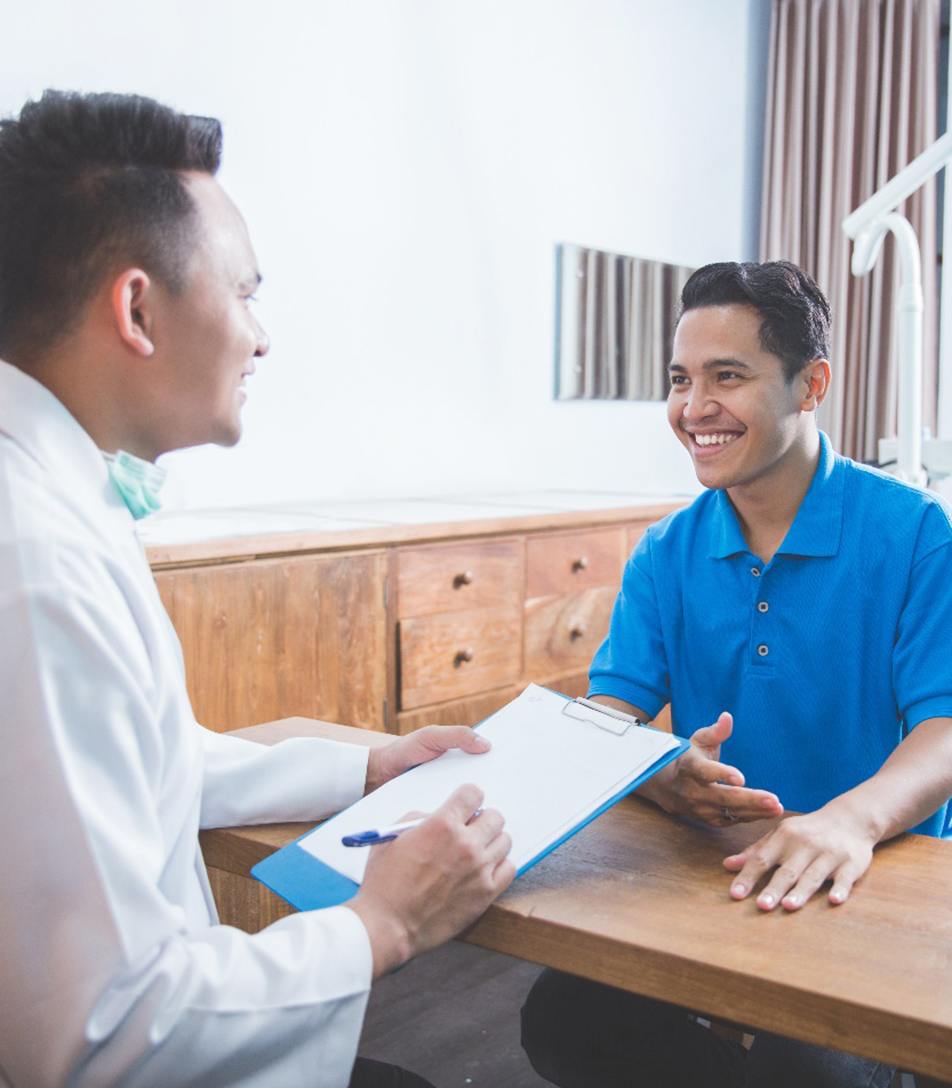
[201,718,952,1082]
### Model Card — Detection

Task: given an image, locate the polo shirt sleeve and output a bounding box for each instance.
[588,530,670,719]
[893,502,952,729]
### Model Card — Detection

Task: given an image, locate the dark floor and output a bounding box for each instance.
[357,948,931,1088]
[358,941,550,1088]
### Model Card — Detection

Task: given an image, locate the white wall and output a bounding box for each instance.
[1,0,770,508]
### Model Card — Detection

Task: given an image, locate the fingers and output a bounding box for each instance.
[413,725,491,757]
[492,856,517,892]
[723,822,872,911]
[681,779,782,827]
[484,825,513,868]
[466,806,506,846]
[828,859,866,906]
[690,756,746,789]
[755,850,826,911]
[368,726,492,793]
[689,711,733,756]
[437,783,485,822]
[724,835,786,903]
[777,854,836,911]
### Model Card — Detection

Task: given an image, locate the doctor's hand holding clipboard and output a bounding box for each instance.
[345,725,514,979]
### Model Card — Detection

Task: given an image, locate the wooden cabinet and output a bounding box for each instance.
[154,551,388,731]
[523,586,617,677]
[396,538,523,617]
[525,528,625,597]
[398,605,523,709]
[148,500,683,734]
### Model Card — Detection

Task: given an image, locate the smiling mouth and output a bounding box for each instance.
[690,431,742,448]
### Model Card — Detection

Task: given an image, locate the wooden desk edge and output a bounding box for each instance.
[201,718,952,1082]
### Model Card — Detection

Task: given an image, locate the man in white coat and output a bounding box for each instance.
[0,90,514,1087]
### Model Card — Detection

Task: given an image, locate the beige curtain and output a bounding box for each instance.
[557,244,693,401]
[761,0,940,462]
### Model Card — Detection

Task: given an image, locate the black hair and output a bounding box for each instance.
[679,260,831,381]
[0,90,222,357]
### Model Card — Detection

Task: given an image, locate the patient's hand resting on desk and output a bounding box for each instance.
[638,711,784,828]
[724,802,876,912]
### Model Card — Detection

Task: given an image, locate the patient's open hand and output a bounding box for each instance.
[640,711,784,827]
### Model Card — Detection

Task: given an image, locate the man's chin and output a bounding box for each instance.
[216,426,242,449]
[205,415,243,449]
[691,455,740,492]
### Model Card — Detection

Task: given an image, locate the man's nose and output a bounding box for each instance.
[682,384,716,421]
[254,320,270,358]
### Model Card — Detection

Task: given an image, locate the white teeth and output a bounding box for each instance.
[694,432,740,447]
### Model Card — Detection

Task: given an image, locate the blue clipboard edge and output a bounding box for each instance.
[514,736,689,876]
[252,836,360,910]
[251,688,690,910]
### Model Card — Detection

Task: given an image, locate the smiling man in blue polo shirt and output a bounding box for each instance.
[521,261,952,1088]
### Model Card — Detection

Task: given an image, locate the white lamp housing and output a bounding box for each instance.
[842,130,952,487]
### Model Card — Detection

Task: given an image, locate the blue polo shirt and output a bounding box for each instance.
[590,432,952,837]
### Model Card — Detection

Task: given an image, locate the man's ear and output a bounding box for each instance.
[799,358,831,412]
[110,269,156,357]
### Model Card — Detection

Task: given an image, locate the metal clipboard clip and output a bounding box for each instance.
[561,696,646,736]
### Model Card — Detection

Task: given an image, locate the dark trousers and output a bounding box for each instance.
[349,1057,435,1088]
[521,969,895,1088]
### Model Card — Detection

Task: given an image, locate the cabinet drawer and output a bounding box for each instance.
[395,683,524,734]
[399,607,522,709]
[526,529,624,598]
[524,587,617,678]
[397,539,523,618]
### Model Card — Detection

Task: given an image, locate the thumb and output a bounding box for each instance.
[691,711,733,755]
[413,725,492,758]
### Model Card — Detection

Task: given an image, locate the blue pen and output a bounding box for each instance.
[341,818,424,847]
[341,807,483,847]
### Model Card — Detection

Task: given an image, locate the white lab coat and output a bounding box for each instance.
[0,360,375,1087]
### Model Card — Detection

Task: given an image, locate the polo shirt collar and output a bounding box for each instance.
[708,431,844,559]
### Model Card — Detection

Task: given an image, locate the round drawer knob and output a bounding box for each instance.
[454,647,475,667]
[572,556,589,572]
[453,570,475,588]
[569,623,587,641]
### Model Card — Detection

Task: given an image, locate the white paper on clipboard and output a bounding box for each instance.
[294,683,684,884]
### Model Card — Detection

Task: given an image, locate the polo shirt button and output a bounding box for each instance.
[757,601,769,613]
[751,566,761,577]
[757,643,769,657]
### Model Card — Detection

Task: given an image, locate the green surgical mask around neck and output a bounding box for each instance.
[102,449,167,520]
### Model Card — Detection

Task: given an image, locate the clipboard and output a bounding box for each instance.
[251,684,689,911]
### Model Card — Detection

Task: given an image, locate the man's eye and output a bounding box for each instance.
[718,371,742,382]
[669,375,688,386]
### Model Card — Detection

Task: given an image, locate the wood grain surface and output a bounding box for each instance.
[146,503,685,569]
[525,528,625,598]
[394,683,526,733]
[155,552,388,731]
[397,538,524,618]
[398,606,522,708]
[201,718,952,1081]
[523,587,617,676]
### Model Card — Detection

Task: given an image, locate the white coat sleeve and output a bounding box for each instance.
[199,726,370,828]
[0,586,373,1088]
